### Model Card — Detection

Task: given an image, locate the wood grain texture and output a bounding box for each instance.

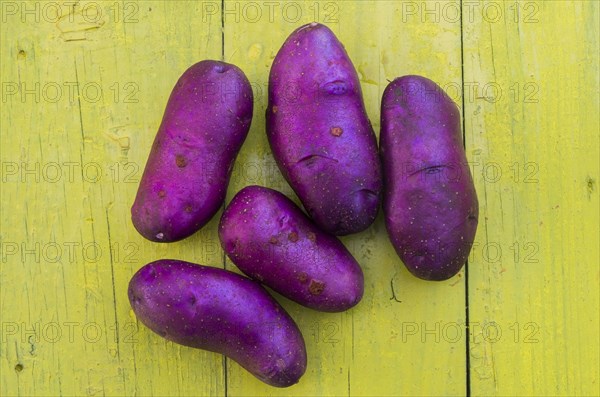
[223,1,466,396]
[462,1,600,396]
[1,2,225,396]
[1,1,598,396]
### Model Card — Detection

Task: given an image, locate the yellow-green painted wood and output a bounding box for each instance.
[223,1,466,395]
[462,1,599,396]
[1,1,598,396]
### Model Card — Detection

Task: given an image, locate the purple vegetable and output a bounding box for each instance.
[132,60,253,242]
[219,185,364,312]
[380,75,479,281]
[266,23,382,236]
[128,260,306,387]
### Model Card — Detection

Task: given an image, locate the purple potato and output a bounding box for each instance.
[128,259,306,387]
[380,75,479,281]
[266,23,382,236]
[132,60,253,242]
[219,185,364,312]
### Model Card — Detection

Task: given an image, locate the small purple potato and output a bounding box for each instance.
[380,76,479,281]
[219,185,364,312]
[128,260,306,387]
[131,60,253,242]
[266,23,382,236]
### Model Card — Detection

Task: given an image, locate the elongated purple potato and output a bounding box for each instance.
[219,185,364,312]
[380,76,479,281]
[131,60,253,242]
[128,260,306,387]
[266,23,382,236]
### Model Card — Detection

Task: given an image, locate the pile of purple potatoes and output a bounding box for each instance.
[128,22,478,387]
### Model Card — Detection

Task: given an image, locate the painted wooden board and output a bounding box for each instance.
[0,2,226,396]
[1,1,598,396]
[223,1,465,396]
[462,1,600,396]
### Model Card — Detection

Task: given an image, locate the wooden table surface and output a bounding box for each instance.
[1,1,598,396]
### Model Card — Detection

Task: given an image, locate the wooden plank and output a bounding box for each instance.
[1,1,225,395]
[462,1,600,395]
[223,1,466,395]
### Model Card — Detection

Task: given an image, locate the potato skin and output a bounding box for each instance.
[219,185,364,312]
[266,23,382,236]
[131,60,253,242]
[380,76,479,281]
[128,260,306,387]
